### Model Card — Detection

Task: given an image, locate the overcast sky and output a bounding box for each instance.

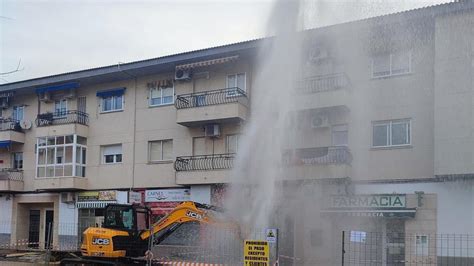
[0,0,452,84]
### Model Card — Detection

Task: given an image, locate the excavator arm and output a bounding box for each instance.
[140,201,235,244]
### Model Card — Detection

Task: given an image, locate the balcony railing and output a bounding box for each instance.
[175,87,248,109]
[35,110,89,127]
[296,73,349,94]
[283,146,352,165]
[0,118,22,132]
[0,168,23,181]
[175,153,235,171]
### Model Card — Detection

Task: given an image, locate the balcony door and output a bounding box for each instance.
[193,137,213,156]
[54,99,68,118]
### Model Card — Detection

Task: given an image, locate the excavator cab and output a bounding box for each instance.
[103,204,150,233]
[81,204,151,259]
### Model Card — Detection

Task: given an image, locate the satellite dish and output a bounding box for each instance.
[19,120,32,130]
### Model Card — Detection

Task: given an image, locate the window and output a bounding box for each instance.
[36,135,87,178]
[54,99,68,117]
[372,51,411,77]
[150,86,174,106]
[101,95,123,112]
[415,235,429,256]
[226,134,240,154]
[373,119,411,147]
[332,124,348,146]
[149,140,173,162]
[227,73,246,96]
[350,231,367,243]
[12,152,23,169]
[102,144,122,164]
[12,106,24,121]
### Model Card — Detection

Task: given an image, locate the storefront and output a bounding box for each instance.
[76,190,128,241]
[302,193,437,265]
[144,188,191,222]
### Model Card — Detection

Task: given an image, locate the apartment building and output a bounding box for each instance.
[0,1,472,264]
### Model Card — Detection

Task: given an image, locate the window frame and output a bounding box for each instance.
[35,135,87,178]
[54,99,68,118]
[372,119,411,148]
[149,85,175,107]
[12,105,25,121]
[100,95,124,113]
[226,73,247,96]
[331,124,349,147]
[148,139,173,163]
[225,134,240,154]
[371,51,412,78]
[12,152,23,170]
[101,144,123,164]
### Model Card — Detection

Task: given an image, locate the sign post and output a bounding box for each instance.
[244,240,270,266]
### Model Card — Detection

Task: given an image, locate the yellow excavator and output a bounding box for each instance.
[66,201,238,264]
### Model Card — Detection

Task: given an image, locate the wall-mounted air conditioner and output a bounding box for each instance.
[311,114,330,128]
[61,192,75,203]
[309,47,330,63]
[175,69,193,81]
[205,124,220,137]
[38,92,52,102]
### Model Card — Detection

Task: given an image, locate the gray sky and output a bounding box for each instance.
[0,0,452,84]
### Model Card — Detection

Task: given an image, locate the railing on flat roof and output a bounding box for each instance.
[175,87,248,109]
[35,110,89,127]
[174,153,235,171]
[0,168,23,181]
[0,118,22,132]
[283,146,352,165]
[296,73,349,94]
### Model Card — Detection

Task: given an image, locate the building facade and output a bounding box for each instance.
[0,1,473,264]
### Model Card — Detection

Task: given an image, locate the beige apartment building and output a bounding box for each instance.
[0,1,473,264]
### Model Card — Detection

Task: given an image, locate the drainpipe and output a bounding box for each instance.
[117,63,138,193]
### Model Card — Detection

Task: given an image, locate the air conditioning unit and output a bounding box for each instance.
[38,92,52,102]
[205,124,220,137]
[309,47,329,63]
[63,89,76,99]
[311,114,330,128]
[61,192,75,203]
[175,69,193,81]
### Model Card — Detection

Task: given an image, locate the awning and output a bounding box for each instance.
[176,55,239,70]
[96,88,125,98]
[0,141,12,148]
[76,200,116,209]
[36,82,79,94]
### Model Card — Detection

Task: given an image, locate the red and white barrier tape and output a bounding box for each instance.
[154,262,226,266]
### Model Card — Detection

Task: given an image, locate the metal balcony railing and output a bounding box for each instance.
[296,73,349,94]
[0,168,23,181]
[175,87,248,109]
[174,153,235,171]
[35,110,89,127]
[283,146,352,165]
[0,118,22,132]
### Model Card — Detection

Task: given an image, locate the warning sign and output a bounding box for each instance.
[244,240,270,266]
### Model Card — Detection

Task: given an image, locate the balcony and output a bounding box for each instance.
[34,177,87,190]
[0,169,24,191]
[0,119,25,144]
[35,110,89,137]
[175,153,235,185]
[282,146,352,180]
[175,88,249,127]
[292,73,350,111]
